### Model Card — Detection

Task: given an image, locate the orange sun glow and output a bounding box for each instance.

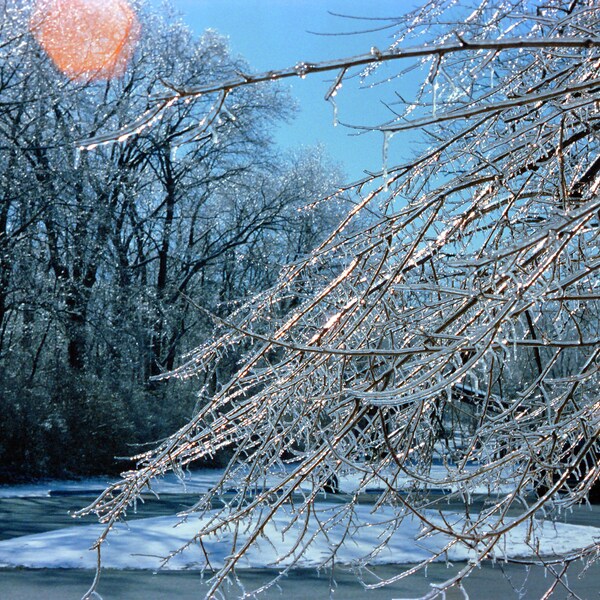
[30,0,140,81]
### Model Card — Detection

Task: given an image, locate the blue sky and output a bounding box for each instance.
[168,1,419,181]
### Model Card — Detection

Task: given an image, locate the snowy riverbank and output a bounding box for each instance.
[0,468,598,573]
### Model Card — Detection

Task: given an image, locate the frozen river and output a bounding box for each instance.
[3,559,600,599]
[1,473,600,598]
[3,562,600,599]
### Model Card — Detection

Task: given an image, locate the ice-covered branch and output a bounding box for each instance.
[78,36,600,148]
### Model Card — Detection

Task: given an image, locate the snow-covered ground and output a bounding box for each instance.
[0,503,598,571]
[0,468,598,572]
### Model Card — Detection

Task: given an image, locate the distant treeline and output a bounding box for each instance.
[0,4,343,481]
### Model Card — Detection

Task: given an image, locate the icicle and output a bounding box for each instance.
[222,105,237,122]
[432,80,439,118]
[329,97,338,127]
[510,320,518,361]
[382,130,394,191]
[210,127,219,145]
[170,145,178,162]
[73,147,81,170]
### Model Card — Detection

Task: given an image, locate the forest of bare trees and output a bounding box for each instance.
[0,2,344,479]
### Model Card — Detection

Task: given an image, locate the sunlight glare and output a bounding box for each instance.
[30,0,140,81]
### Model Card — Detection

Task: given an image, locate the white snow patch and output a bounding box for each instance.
[0,504,597,571]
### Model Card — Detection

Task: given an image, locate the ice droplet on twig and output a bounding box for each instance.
[294,62,309,79]
[370,46,383,59]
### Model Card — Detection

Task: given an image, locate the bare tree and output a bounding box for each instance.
[81,1,600,598]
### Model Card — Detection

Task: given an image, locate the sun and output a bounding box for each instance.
[30,0,140,81]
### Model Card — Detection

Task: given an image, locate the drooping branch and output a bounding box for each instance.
[76,3,600,599]
[78,36,600,148]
